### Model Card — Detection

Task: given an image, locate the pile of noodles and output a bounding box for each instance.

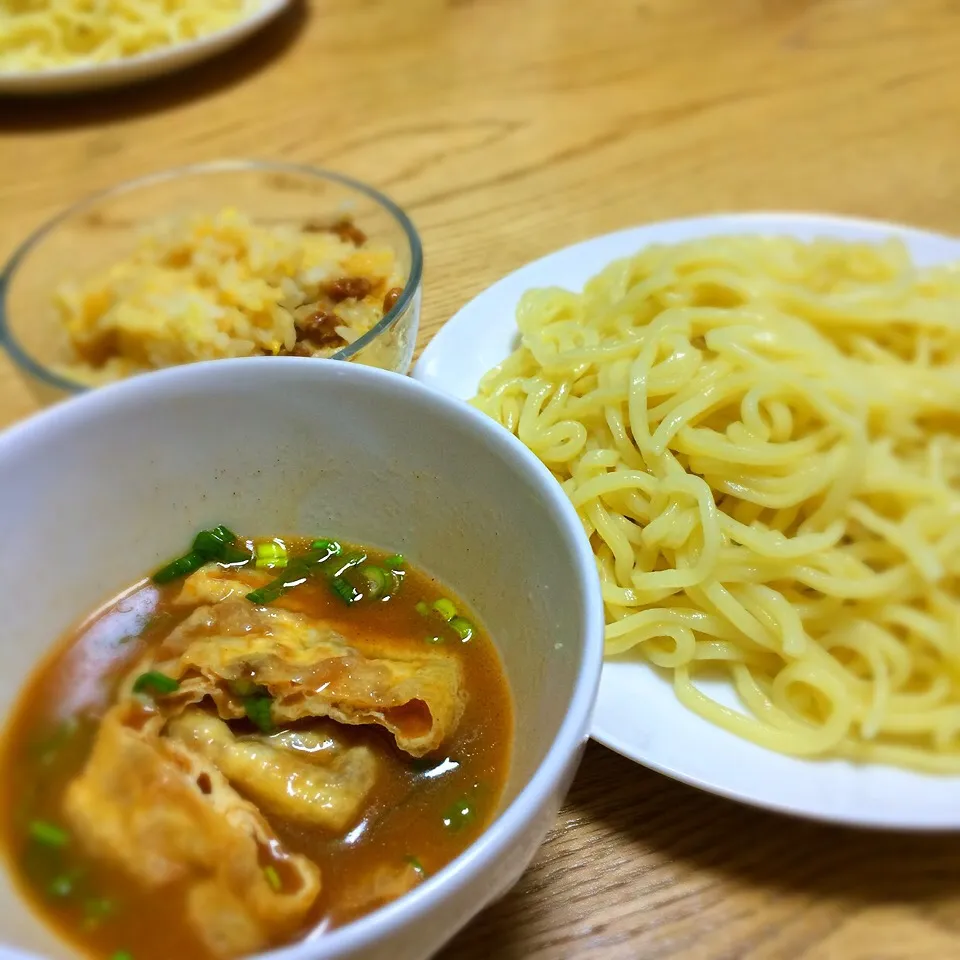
[473,235,960,772]
[0,0,251,72]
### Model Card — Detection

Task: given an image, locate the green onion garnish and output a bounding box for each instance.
[433,598,457,622]
[385,554,405,569]
[227,678,259,697]
[310,538,341,556]
[255,541,288,569]
[152,525,246,583]
[361,565,390,599]
[192,525,237,556]
[48,874,75,898]
[110,952,133,960]
[263,865,282,891]
[132,671,180,696]
[29,820,69,848]
[151,551,207,584]
[330,575,362,605]
[243,694,274,734]
[219,544,252,565]
[333,551,367,576]
[449,616,475,642]
[415,601,430,617]
[404,855,425,876]
[246,542,341,605]
[83,897,114,925]
[441,796,477,832]
[246,570,305,605]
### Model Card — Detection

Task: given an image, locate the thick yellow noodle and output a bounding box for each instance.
[472,235,960,772]
[0,0,250,72]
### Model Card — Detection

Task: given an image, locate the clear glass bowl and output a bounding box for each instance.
[0,160,423,405]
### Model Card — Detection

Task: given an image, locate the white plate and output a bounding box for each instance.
[414,211,960,829]
[0,0,291,96]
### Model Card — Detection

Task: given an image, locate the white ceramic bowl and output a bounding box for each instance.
[0,358,603,960]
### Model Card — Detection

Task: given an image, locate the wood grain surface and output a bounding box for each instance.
[3,1,960,957]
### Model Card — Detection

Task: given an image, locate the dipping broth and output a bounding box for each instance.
[0,530,513,960]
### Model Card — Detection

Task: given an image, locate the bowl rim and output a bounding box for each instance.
[0,160,424,393]
[0,357,604,960]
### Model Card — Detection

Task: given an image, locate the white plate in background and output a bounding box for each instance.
[0,0,291,96]
[414,211,960,828]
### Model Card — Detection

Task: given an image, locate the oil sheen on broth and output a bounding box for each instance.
[0,530,513,960]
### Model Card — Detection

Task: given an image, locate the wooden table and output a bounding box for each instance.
[3,1,960,956]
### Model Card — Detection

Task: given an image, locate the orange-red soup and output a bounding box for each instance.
[0,533,513,960]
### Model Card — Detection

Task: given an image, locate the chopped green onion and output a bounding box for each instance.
[310,539,342,556]
[246,573,303,605]
[83,897,114,924]
[110,952,133,960]
[152,524,245,583]
[433,598,457,622]
[449,616,475,642]
[263,865,282,891]
[29,820,69,848]
[441,796,477,832]
[415,601,430,617]
[46,866,85,901]
[151,551,207,584]
[361,566,390,599]
[385,554,405,569]
[192,526,237,557]
[247,562,313,604]
[227,678,260,698]
[219,544,252,565]
[330,575,362,604]
[246,543,341,605]
[243,694,274,734]
[132,671,180,696]
[404,855,425,876]
[333,551,367,576]
[425,634,445,645]
[255,541,288,569]
[48,874,75,898]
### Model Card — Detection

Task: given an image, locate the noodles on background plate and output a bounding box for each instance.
[472,234,960,773]
[0,0,253,73]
